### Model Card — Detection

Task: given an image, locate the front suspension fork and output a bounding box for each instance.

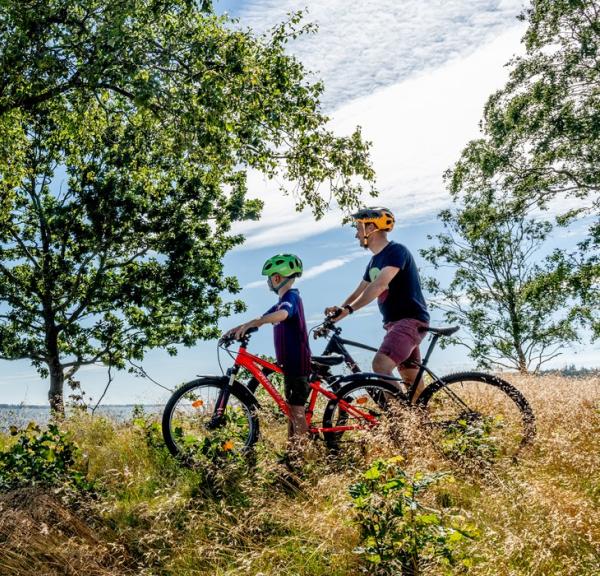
[206,369,237,429]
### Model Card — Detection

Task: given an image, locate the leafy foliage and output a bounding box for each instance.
[445,0,599,344]
[132,407,249,503]
[0,1,375,412]
[349,457,476,575]
[439,416,501,463]
[0,422,92,492]
[421,195,580,372]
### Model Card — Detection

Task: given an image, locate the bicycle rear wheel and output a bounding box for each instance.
[322,379,402,450]
[418,371,535,461]
[162,377,259,466]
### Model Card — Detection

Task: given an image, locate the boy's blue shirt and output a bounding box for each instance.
[265,288,311,377]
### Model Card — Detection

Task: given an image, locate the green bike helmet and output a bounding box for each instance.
[261,254,303,278]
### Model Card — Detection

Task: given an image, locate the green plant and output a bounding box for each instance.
[0,422,92,492]
[440,415,501,463]
[133,407,250,504]
[349,457,476,575]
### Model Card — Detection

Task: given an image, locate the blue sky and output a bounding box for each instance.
[2,0,598,405]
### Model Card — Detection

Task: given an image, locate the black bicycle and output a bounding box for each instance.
[310,318,536,459]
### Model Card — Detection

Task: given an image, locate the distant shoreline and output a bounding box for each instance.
[0,404,163,430]
[0,404,163,408]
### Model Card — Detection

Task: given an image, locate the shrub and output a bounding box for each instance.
[440,416,500,463]
[0,422,92,492]
[349,456,476,575]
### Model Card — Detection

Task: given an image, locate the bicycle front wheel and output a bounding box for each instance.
[162,377,259,466]
[322,379,403,450]
[419,371,535,461]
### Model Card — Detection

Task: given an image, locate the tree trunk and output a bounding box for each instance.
[48,357,65,418]
[517,352,529,374]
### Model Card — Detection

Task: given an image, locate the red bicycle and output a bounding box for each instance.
[161,326,401,463]
[162,318,536,465]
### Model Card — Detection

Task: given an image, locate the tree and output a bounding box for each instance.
[446,0,599,336]
[0,1,375,414]
[421,194,580,373]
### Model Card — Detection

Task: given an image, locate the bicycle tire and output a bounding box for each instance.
[162,377,259,466]
[322,379,402,450]
[418,371,535,460]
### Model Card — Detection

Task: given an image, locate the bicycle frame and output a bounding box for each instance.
[319,326,446,402]
[229,344,380,434]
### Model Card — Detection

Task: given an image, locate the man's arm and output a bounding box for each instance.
[343,279,370,307]
[325,280,369,316]
[330,267,399,322]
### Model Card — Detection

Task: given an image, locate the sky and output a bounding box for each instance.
[1,0,598,406]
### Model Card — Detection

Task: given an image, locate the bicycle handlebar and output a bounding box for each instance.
[219,326,259,346]
[312,313,343,340]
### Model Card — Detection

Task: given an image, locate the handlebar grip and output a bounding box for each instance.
[329,307,343,320]
[219,326,259,345]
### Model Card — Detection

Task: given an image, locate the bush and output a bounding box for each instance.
[349,457,476,575]
[0,422,92,492]
[440,416,500,463]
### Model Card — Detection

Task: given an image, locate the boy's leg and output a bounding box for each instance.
[284,375,310,448]
[289,405,309,437]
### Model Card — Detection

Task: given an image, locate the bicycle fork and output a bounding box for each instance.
[206,368,237,430]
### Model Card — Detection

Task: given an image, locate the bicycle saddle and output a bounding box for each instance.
[426,326,460,336]
[311,354,345,366]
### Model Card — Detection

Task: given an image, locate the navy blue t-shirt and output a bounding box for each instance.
[265,289,311,377]
[363,241,429,324]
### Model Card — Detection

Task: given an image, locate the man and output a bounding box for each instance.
[325,207,429,399]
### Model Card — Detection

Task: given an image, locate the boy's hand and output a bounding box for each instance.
[228,319,261,340]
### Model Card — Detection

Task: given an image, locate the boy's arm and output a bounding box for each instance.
[228,309,289,340]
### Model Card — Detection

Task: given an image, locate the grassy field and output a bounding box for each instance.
[1,373,599,575]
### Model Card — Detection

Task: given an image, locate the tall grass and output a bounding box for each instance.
[0,374,598,575]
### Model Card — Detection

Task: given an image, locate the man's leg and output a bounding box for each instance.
[373,353,423,402]
[372,352,408,394]
[372,351,397,376]
[375,319,428,402]
[400,366,424,403]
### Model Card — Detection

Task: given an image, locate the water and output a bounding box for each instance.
[0,404,164,431]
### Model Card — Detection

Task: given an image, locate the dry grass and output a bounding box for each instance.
[0,373,598,575]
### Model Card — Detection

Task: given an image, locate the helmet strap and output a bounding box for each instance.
[268,275,293,294]
[360,223,379,248]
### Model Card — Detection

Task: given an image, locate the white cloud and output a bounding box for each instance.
[233,24,526,250]
[237,0,525,110]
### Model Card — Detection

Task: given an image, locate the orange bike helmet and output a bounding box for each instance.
[351,207,395,232]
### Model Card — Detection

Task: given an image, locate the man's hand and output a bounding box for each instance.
[324,305,340,317]
[324,306,349,323]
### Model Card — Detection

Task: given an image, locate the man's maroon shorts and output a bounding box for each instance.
[378,318,429,368]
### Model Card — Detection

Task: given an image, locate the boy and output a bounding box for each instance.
[225,254,312,452]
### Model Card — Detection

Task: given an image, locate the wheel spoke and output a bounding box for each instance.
[162,380,257,465]
[423,373,535,462]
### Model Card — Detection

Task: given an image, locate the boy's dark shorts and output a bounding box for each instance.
[284,375,310,406]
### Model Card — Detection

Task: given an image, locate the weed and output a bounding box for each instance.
[349,456,477,575]
[0,422,92,493]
